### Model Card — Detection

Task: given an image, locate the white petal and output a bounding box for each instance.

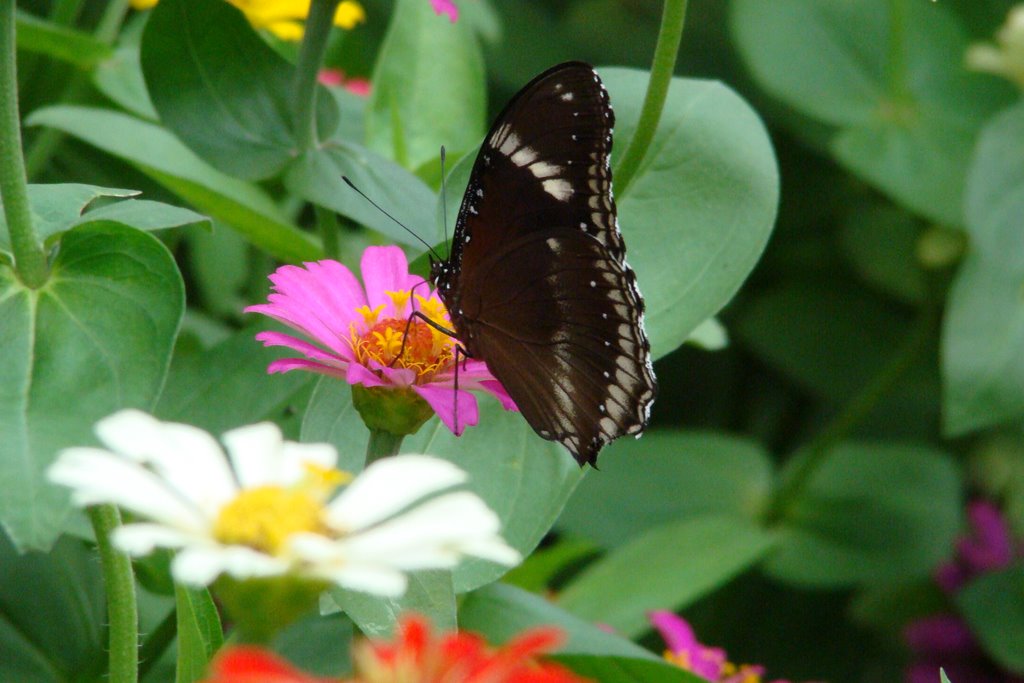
[289,535,408,597]
[325,455,467,530]
[221,422,285,488]
[49,448,208,532]
[334,492,519,569]
[171,545,288,586]
[113,523,197,555]
[95,410,237,516]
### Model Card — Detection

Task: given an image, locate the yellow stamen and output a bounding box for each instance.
[214,486,327,555]
[356,303,386,326]
[386,290,412,315]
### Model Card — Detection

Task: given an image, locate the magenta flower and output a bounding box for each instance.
[936,500,1020,593]
[431,0,457,22]
[246,246,515,434]
[649,611,792,683]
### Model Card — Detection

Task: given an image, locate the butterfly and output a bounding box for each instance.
[431,62,657,467]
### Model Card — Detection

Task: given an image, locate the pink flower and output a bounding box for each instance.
[431,0,458,23]
[936,500,1020,593]
[317,68,371,97]
[649,611,793,683]
[246,246,515,434]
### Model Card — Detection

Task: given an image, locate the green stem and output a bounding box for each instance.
[613,0,688,196]
[886,0,911,104]
[293,0,340,149]
[766,302,939,523]
[93,0,131,44]
[89,504,138,683]
[315,203,340,259]
[366,429,404,464]
[0,2,47,287]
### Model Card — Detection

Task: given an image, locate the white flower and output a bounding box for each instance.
[966,4,1024,90]
[48,410,520,596]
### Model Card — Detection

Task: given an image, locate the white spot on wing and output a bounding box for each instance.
[542,178,573,201]
[498,130,520,156]
[561,92,574,102]
[510,146,538,167]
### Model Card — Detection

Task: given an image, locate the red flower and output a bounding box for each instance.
[202,615,589,683]
[202,646,334,683]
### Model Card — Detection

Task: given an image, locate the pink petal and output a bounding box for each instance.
[254,330,354,363]
[361,246,416,316]
[377,364,418,388]
[414,385,479,435]
[430,0,458,22]
[477,379,518,411]
[649,611,701,655]
[345,361,387,388]
[266,358,349,379]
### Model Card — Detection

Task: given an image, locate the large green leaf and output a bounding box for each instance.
[552,655,706,683]
[0,222,184,550]
[367,0,486,169]
[765,441,961,586]
[731,0,1011,225]
[26,105,320,263]
[302,380,584,594]
[156,322,315,435]
[140,0,338,181]
[0,533,106,681]
[459,583,660,660]
[601,68,778,359]
[558,515,776,637]
[327,570,455,638]
[943,101,1024,435]
[956,565,1024,674]
[558,431,774,547]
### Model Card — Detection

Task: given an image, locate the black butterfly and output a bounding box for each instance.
[431,62,657,467]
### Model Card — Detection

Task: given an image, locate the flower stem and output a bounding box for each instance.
[765,301,939,523]
[613,0,688,196]
[293,0,340,149]
[366,429,404,464]
[315,203,340,259]
[89,504,139,683]
[0,3,47,288]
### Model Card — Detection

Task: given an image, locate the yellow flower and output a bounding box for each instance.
[132,0,366,40]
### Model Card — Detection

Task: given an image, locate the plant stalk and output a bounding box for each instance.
[89,504,139,683]
[0,2,47,287]
[366,429,404,465]
[293,0,340,149]
[613,0,688,196]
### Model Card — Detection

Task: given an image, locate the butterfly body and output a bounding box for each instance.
[431,62,656,467]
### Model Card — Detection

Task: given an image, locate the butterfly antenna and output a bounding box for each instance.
[440,146,450,260]
[341,176,441,260]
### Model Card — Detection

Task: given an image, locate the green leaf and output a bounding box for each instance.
[558,515,776,637]
[273,614,352,677]
[72,199,211,234]
[731,0,1011,225]
[943,101,1024,435]
[367,0,485,169]
[284,143,440,248]
[302,380,585,593]
[15,10,112,68]
[840,201,926,305]
[558,431,774,547]
[765,441,962,587]
[552,655,707,683]
[601,68,778,359]
[92,46,158,120]
[0,223,184,550]
[328,570,455,638]
[174,584,223,683]
[956,565,1024,674]
[503,538,599,593]
[459,583,661,661]
[26,105,321,263]
[156,322,315,435]
[141,0,338,180]
[941,669,952,683]
[0,183,135,253]
[0,533,105,682]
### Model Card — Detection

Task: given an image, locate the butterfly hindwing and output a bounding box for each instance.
[432,62,656,466]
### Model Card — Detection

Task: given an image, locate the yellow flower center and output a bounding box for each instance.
[351,291,455,383]
[213,464,351,555]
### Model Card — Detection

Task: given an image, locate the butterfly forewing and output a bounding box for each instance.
[432,62,656,466]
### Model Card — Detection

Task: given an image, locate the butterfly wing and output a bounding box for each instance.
[434,62,656,466]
